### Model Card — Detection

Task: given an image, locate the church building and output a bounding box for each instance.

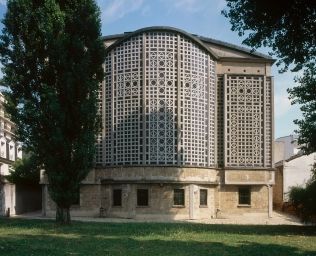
[42,26,275,219]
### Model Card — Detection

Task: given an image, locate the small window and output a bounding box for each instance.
[200,189,207,206]
[174,189,185,206]
[113,189,122,206]
[238,187,251,205]
[137,189,148,206]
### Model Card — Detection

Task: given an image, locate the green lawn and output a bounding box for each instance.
[0,218,315,256]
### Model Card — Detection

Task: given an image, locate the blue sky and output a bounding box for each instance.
[0,0,302,139]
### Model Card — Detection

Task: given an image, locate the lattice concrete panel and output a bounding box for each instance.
[103,31,216,166]
[217,75,224,167]
[264,77,273,167]
[225,75,272,167]
[95,79,103,164]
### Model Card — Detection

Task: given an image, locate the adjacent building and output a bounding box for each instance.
[273,135,315,208]
[0,92,22,216]
[42,27,275,219]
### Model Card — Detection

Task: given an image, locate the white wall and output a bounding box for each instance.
[283,153,316,201]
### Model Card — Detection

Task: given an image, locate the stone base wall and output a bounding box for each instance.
[42,167,273,219]
[217,185,269,217]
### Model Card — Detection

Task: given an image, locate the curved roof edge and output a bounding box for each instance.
[103,26,219,60]
[103,26,276,63]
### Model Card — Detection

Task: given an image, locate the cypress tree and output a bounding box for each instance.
[0,0,105,224]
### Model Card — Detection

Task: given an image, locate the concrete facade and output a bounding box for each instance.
[42,27,275,220]
[42,167,273,219]
[0,92,22,216]
[273,134,314,209]
[274,135,299,163]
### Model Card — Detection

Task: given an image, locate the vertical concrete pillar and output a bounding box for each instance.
[127,184,135,219]
[189,184,197,220]
[268,185,273,218]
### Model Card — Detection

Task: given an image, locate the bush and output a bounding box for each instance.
[289,180,316,222]
[288,186,306,208]
[5,154,41,186]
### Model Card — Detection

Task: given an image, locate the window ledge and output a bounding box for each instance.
[199,205,208,208]
[172,205,185,208]
[136,205,150,208]
[237,204,251,208]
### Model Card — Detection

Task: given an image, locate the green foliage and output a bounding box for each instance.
[288,186,306,208]
[222,0,316,72]
[288,66,316,154]
[0,0,106,223]
[5,154,41,185]
[289,164,316,222]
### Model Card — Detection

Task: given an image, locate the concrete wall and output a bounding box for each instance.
[0,184,3,215]
[0,183,16,216]
[218,185,268,217]
[15,184,42,214]
[275,135,299,162]
[43,183,270,219]
[274,141,285,164]
[100,184,216,220]
[273,165,283,208]
[42,167,273,219]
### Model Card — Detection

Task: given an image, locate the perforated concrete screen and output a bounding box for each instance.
[224,75,273,168]
[101,31,216,167]
[99,29,273,169]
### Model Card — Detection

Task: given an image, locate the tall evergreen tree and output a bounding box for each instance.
[0,0,105,224]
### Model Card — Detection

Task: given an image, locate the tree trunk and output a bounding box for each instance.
[56,205,71,224]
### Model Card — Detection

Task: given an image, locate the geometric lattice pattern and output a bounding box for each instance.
[103,32,215,166]
[225,75,272,167]
[216,75,224,167]
[264,77,273,167]
[101,31,273,168]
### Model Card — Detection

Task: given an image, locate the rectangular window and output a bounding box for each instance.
[200,189,207,206]
[174,189,185,206]
[113,189,122,206]
[137,189,149,206]
[238,187,251,205]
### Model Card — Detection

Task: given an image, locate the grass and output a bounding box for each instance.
[0,218,315,256]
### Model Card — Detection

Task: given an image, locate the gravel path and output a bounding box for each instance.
[11,210,304,225]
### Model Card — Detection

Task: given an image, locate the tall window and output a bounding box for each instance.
[137,189,149,206]
[238,187,251,205]
[174,189,185,206]
[113,189,122,206]
[200,189,207,206]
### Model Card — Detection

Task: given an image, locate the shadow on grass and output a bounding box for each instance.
[0,232,315,256]
[1,218,316,256]
[1,218,315,237]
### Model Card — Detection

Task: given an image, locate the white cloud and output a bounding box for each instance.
[99,0,145,24]
[274,94,292,118]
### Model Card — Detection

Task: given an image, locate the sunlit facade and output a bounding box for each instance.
[0,92,22,216]
[42,27,275,220]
